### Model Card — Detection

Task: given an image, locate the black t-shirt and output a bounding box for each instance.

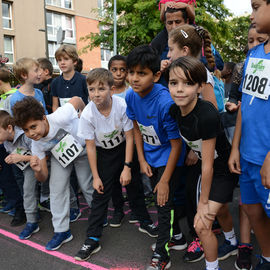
[170,99,231,174]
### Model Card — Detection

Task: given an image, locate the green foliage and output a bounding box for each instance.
[80,0,251,63]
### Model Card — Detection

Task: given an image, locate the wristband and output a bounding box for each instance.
[124,162,132,168]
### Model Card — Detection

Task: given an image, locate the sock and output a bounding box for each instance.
[262,256,270,262]
[205,259,219,270]
[173,233,182,240]
[89,237,99,242]
[223,229,237,246]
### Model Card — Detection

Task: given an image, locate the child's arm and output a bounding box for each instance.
[154,138,182,206]
[228,106,242,174]
[133,120,153,177]
[201,83,218,109]
[120,129,134,187]
[29,156,48,182]
[194,137,216,229]
[68,96,85,112]
[261,152,270,189]
[52,96,59,112]
[85,139,104,194]
[5,153,31,164]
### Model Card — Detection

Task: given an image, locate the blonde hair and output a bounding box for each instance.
[169,24,215,70]
[13,58,39,84]
[55,44,78,63]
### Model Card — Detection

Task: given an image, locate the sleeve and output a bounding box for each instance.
[125,89,136,120]
[36,89,48,115]
[206,69,214,87]
[120,100,133,132]
[200,104,221,140]
[77,105,95,140]
[53,103,78,128]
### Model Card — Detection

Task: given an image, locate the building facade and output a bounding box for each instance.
[0,0,109,73]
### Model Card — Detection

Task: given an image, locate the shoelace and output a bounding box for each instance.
[187,238,203,253]
[81,244,91,251]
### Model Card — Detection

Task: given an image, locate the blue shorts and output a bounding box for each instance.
[240,157,270,218]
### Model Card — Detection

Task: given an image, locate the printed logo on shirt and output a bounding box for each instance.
[97,129,125,149]
[251,60,265,74]
[137,122,161,146]
[146,115,156,119]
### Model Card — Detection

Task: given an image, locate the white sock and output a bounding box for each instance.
[205,259,219,270]
[223,229,237,246]
[173,233,182,240]
[262,256,270,262]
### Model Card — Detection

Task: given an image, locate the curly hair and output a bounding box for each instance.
[0,110,14,129]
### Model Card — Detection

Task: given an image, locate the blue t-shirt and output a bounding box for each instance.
[10,88,48,115]
[125,83,186,167]
[240,43,270,165]
[51,71,88,105]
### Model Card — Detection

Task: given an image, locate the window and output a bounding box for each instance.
[46,12,75,43]
[2,2,12,29]
[100,47,113,68]
[48,41,60,67]
[46,0,72,9]
[4,36,14,63]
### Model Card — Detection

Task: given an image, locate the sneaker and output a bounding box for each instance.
[70,208,81,222]
[19,223,39,240]
[139,223,158,238]
[218,239,238,260]
[129,211,139,224]
[8,209,16,216]
[10,209,26,227]
[74,238,101,261]
[146,253,171,270]
[235,244,253,270]
[109,211,124,228]
[151,235,187,251]
[39,199,50,212]
[254,256,270,270]
[45,230,73,250]
[183,238,204,263]
[103,218,108,227]
[0,201,15,213]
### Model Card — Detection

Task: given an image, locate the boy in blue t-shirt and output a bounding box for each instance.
[229,0,270,268]
[125,45,185,270]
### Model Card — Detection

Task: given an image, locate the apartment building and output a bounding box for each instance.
[0,0,110,73]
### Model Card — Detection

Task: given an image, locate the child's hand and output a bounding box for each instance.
[139,160,153,177]
[225,102,239,112]
[165,1,187,10]
[228,148,241,174]
[194,201,215,230]
[185,150,198,166]
[30,156,42,172]
[160,60,171,72]
[5,153,22,164]
[93,177,104,194]
[120,167,131,187]
[154,181,169,207]
[261,152,270,189]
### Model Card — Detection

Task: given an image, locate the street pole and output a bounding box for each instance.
[113,0,117,55]
[44,0,49,58]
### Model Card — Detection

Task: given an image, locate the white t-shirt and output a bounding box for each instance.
[31,103,85,159]
[78,95,133,149]
[206,68,214,87]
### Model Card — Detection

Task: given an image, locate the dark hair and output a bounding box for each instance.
[37,58,53,76]
[169,56,207,86]
[86,68,114,88]
[75,58,83,73]
[224,62,236,72]
[0,67,10,83]
[13,97,45,128]
[0,110,14,129]
[164,7,188,23]
[108,55,126,70]
[265,0,270,4]
[127,45,160,74]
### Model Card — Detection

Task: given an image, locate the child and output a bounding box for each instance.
[168,56,237,270]
[10,58,47,114]
[74,68,140,260]
[125,45,186,270]
[229,0,270,269]
[0,110,40,239]
[12,96,93,251]
[51,44,88,111]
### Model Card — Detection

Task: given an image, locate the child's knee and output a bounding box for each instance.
[195,219,212,236]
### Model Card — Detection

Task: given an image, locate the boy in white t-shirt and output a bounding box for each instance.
[74,68,154,261]
[12,96,93,251]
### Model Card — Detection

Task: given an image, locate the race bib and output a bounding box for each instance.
[97,129,125,149]
[242,58,270,100]
[51,134,83,167]
[138,122,161,146]
[59,97,71,107]
[12,147,31,170]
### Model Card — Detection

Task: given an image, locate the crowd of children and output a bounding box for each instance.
[0,0,270,269]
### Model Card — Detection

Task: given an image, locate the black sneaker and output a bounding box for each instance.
[235,244,253,270]
[39,199,50,212]
[129,211,139,224]
[110,211,124,228]
[74,239,101,261]
[10,209,26,227]
[139,223,158,238]
[151,235,187,251]
[146,253,171,270]
[183,238,204,263]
